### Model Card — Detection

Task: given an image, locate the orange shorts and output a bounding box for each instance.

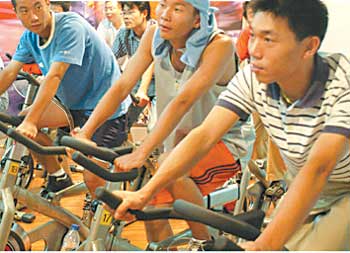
[149,141,241,205]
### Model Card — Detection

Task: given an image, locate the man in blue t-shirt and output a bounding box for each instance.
[0,0,131,195]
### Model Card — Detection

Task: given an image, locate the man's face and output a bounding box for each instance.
[15,0,51,37]
[248,12,309,85]
[105,1,122,22]
[122,4,146,29]
[156,0,200,41]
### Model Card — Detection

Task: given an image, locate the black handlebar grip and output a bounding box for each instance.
[93,187,174,220]
[71,152,138,182]
[60,136,119,162]
[18,71,41,86]
[5,53,12,60]
[0,112,24,126]
[0,121,9,134]
[6,128,66,155]
[95,187,123,210]
[173,199,261,241]
[130,93,140,105]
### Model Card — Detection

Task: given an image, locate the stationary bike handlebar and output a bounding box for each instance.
[17,70,41,86]
[2,123,67,155]
[95,187,264,250]
[59,136,133,163]
[0,112,24,127]
[0,120,138,183]
[71,151,138,183]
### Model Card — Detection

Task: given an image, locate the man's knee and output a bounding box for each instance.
[83,169,105,196]
[166,176,193,192]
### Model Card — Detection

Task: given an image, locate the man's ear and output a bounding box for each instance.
[303,36,320,59]
[142,9,148,20]
[194,14,200,29]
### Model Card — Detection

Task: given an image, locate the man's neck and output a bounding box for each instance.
[111,17,123,30]
[39,12,52,40]
[133,21,147,38]
[278,58,315,102]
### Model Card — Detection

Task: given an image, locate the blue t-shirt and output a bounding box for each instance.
[13,12,130,118]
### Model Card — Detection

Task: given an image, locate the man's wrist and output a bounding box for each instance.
[139,184,156,203]
[79,126,93,139]
[24,113,39,126]
[135,146,150,161]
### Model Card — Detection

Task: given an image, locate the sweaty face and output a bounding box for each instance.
[248,12,309,85]
[15,0,51,37]
[156,0,199,42]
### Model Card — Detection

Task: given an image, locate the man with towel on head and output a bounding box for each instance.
[74,0,254,248]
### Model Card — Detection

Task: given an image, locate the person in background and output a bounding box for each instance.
[50,1,71,13]
[97,1,124,48]
[235,1,254,63]
[112,1,156,129]
[0,57,9,112]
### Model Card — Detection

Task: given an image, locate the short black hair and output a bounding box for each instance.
[51,1,71,12]
[250,0,328,43]
[242,1,252,20]
[11,0,16,9]
[120,1,151,20]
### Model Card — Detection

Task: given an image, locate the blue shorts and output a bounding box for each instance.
[70,110,128,148]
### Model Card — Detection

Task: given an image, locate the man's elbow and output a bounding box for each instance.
[306,159,336,182]
[172,96,194,113]
[190,124,217,149]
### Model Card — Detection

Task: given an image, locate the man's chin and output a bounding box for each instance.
[255,74,274,84]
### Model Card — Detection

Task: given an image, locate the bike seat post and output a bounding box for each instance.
[0,141,27,189]
[0,187,16,250]
[83,167,123,251]
[23,83,38,109]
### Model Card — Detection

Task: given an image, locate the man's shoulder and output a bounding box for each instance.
[19,29,37,44]
[115,27,129,39]
[55,12,85,29]
[323,53,350,88]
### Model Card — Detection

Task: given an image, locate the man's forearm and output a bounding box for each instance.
[25,75,60,124]
[81,83,130,139]
[136,98,191,159]
[137,62,154,95]
[0,66,20,95]
[142,126,216,198]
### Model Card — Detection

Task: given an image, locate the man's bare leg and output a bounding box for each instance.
[145,152,211,243]
[21,101,72,192]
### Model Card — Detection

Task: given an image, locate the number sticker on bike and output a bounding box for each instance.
[100,209,112,226]
[8,162,20,176]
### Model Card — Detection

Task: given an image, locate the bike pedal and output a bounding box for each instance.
[14,211,36,223]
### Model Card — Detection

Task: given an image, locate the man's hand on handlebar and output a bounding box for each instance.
[16,120,38,139]
[114,150,146,172]
[109,190,150,221]
[67,127,97,158]
[239,240,265,251]
[134,91,150,107]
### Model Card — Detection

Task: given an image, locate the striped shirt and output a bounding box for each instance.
[217,53,350,187]
[112,20,156,97]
